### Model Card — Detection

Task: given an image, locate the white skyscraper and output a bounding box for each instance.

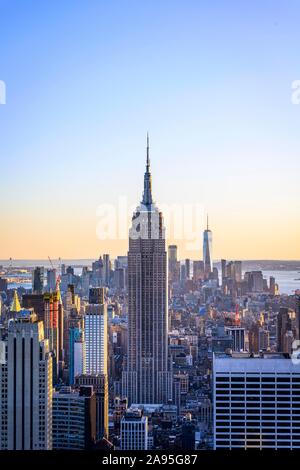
[121,408,148,450]
[213,351,300,449]
[84,288,107,375]
[0,309,53,450]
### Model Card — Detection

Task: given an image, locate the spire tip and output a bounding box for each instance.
[146,132,150,171]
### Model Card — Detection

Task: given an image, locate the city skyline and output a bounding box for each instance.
[2,1,300,458]
[1,1,300,260]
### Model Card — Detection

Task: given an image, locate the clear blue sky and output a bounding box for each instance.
[0,0,300,259]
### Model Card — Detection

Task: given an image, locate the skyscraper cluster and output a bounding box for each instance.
[0,138,300,451]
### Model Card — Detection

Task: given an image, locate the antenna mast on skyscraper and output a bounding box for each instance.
[146,132,150,171]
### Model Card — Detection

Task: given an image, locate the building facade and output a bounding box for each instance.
[203,217,213,277]
[0,309,52,450]
[213,352,300,449]
[121,408,148,450]
[52,385,96,449]
[225,326,245,352]
[75,373,108,440]
[122,137,171,405]
[84,288,107,376]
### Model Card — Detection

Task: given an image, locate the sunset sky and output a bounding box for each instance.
[0,0,300,260]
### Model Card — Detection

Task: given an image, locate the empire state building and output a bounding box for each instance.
[122,136,172,405]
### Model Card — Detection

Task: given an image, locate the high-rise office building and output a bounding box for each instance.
[203,216,213,277]
[221,259,226,285]
[168,245,177,263]
[32,266,44,294]
[181,417,196,450]
[113,396,128,431]
[122,136,171,405]
[249,322,270,353]
[0,309,53,450]
[52,385,96,450]
[193,260,204,282]
[69,327,85,385]
[185,259,191,280]
[66,266,74,276]
[46,268,56,292]
[225,326,245,352]
[277,307,293,353]
[22,291,63,380]
[121,408,148,450]
[0,277,8,293]
[84,288,107,375]
[103,254,111,286]
[297,292,300,341]
[92,256,104,287]
[233,261,242,283]
[213,266,219,285]
[114,267,126,291]
[43,291,64,380]
[89,287,105,305]
[225,261,242,283]
[180,264,187,282]
[213,352,300,449]
[22,293,44,321]
[44,292,58,375]
[115,256,128,269]
[168,245,180,283]
[269,276,277,296]
[64,286,81,369]
[81,266,91,296]
[75,374,108,440]
[244,271,264,293]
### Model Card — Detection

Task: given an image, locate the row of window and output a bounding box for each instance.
[216,377,300,382]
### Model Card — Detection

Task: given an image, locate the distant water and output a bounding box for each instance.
[0,259,300,295]
[0,259,94,269]
[0,259,92,291]
[261,270,300,295]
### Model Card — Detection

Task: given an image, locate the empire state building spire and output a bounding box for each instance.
[123,137,171,406]
[142,133,153,206]
[146,132,150,172]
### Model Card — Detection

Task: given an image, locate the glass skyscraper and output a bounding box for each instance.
[203,216,213,277]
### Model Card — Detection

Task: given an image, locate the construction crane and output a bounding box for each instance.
[48,256,61,292]
[48,256,54,270]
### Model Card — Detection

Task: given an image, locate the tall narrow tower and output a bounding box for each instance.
[84,287,107,376]
[203,215,213,278]
[0,309,53,450]
[122,136,171,405]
